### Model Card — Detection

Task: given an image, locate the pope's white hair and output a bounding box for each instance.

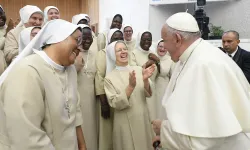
[166,24,201,40]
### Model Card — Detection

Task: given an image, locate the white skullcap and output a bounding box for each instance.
[107,28,121,44]
[166,12,199,32]
[20,5,43,24]
[44,6,59,23]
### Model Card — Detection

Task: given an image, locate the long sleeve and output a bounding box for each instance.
[3,30,18,64]
[104,78,131,110]
[2,66,55,150]
[0,37,5,50]
[75,92,83,127]
[94,50,106,95]
[130,52,137,66]
[97,33,106,51]
[160,120,227,150]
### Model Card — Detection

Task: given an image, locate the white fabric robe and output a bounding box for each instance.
[0,27,7,75]
[161,38,250,149]
[94,48,113,150]
[131,48,158,121]
[0,53,83,150]
[125,39,136,64]
[155,53,174,119]
[4,25,25,64]
[77,48,98,150]
[104,66,154,150]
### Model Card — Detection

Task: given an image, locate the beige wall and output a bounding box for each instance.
[0,0,99,26]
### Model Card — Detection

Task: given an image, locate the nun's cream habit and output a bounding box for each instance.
[104,41,154,150]
[43,6,59,24]
[4,5,43,65]
[75,24,98,150]
[0,5,7,75]
[154,40,174,119]
[160,12,250,150]
[72,14,98,55]
[130,31,158,121]
[95,28,121,150]
[122,24,136,63]
[18,26,41,54]
[0,19,83,150]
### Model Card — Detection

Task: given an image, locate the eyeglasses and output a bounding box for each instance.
[124,30,132,33]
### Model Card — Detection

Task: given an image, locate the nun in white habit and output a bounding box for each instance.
[75,24,98,150]
[131,31,159,121]
[0,19,87,150]
[18,26,41,54]
[72,14,90,26]
[4,5,43,64]
[152,12,250,150]
[104,40,155,150]
[43,6,60,24]
[95,28,123,150]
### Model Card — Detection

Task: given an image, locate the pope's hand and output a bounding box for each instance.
[151,119,162,135]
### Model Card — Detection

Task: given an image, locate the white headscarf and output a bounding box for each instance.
[122,24,133,34]
[107,28,122,45]
[16,5,43,28]
[106,41,117,75]
[136,30,152,53]
[72,14,90,25]
[18,26,41,54]
[106,40,129,75]
[44,6,59,23]
[0,19,81,86]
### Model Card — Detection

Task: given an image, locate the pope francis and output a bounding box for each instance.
[152,12,250,150]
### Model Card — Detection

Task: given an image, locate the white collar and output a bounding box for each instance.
[35,50,65,71]
[115,65,130,71]
[228,47,238,58]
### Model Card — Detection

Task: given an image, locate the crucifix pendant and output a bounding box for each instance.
[65,101,70,119]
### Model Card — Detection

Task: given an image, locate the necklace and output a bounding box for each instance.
[50,66,71,119]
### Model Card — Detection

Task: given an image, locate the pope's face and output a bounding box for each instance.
[161,25,179,62]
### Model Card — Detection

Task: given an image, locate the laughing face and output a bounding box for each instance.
[115,42,129,66]
[58,29,82,66]
[157,41,167,57]
[140,32,152,51]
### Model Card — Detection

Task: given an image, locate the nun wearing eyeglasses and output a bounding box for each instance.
[74,24,98,150]
[104,40,155,150]
[95,28,123,150]
[0,19,86,150]
[4,5,43,65]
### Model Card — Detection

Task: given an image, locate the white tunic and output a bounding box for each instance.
[161,38,250,149]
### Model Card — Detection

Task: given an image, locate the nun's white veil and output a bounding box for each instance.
[0,19,81,86]
[18,26,41,54]
[16,5,43,28]
[44,6,59,23]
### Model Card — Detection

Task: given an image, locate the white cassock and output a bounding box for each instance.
[161,38,250,150]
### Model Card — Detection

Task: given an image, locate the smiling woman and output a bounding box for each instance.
[0,19,87,150]
[104,40,155,150]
